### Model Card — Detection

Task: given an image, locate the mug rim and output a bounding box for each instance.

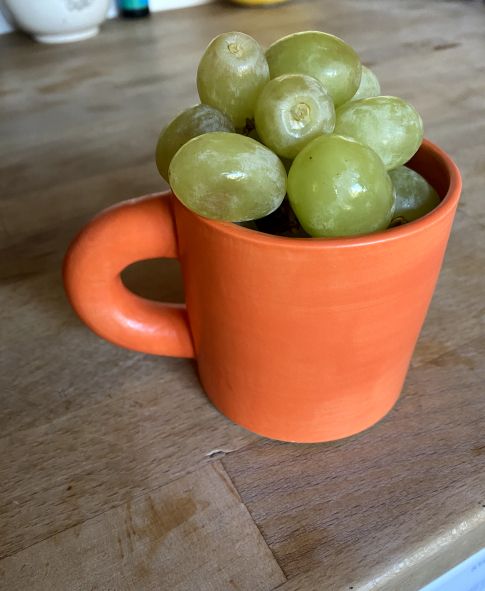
[174,138,462,249]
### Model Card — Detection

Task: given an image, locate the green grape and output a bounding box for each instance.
[389,166,440,223]
[169,132,286,222]
[197,32,269,129]
[265,31,361,107]
[155,104,234,182]
[287,134,394,237]
[254,74,335,159]
[351,65,380,101]
[334,96,423,170]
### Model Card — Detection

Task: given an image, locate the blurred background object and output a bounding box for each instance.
[0,0,215,42]
[1,0,111,43]
[119,0,150,18]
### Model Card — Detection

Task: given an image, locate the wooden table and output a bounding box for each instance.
[1,1,484,589]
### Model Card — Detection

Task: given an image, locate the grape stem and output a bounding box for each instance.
[292,103,310,122]
[227,42,242,57]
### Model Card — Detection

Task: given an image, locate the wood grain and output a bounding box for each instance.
[0,462,286,591]
[274,521,485,591]
[0,264,185,436]
[0,305,258,557]
[1,0,485,589]
[223,335,485,588]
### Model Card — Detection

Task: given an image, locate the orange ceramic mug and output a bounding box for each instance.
[63,139,461,443]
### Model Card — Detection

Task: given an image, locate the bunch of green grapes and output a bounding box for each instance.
[155,30,438,237]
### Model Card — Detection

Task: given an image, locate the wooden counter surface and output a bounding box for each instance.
[1,1,484,589]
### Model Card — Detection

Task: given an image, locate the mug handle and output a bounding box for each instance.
[63,192,195,358]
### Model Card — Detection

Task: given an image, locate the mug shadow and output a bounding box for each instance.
[121,257,185,305]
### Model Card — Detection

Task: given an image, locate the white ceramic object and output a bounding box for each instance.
[3,0,110,43]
